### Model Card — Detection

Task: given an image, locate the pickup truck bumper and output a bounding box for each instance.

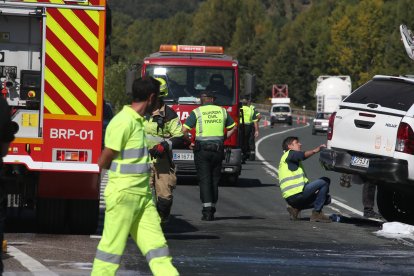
[271,115,292,124]
[172,148,242,176]
[319,148,409,185]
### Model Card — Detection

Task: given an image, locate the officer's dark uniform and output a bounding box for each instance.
[0,97,16,274]
[183,92,235,221]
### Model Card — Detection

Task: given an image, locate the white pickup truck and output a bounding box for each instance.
[319,75,414,224]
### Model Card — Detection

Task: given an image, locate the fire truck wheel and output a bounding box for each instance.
[68,199,99,234]
[36,198,67,233]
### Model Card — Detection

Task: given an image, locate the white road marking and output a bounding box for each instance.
[256,123,364,217]
[7,246,58,276]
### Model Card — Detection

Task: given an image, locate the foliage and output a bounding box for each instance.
[105,0,414,110]
[104,61,130,112]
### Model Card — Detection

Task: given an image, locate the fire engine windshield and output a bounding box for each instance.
[146,65,235,106]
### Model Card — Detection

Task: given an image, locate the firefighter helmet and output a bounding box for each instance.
[155,77,168,97]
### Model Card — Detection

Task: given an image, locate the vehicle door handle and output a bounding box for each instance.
[354,119,374,129]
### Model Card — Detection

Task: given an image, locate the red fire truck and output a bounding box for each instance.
[129,44,243,184]
[0,0,108,234]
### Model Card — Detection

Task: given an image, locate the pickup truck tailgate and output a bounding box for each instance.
[330,108,403,157]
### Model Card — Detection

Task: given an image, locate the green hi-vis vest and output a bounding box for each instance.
[108,116,151,179]
[278,150,309,198]
[240,105,253,124]
[194,105,227,142]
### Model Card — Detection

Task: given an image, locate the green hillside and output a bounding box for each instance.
[104,0,414,111]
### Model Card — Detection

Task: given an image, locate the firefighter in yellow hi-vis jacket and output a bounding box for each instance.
[91,77,179,276]
[145,77,188,223]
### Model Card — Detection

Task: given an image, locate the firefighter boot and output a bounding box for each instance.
[201,207,215,221]
[157,197,173,224]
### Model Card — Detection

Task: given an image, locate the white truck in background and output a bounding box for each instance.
[270,84,292,126]
[315,76,352,113]
[312,76,352,134]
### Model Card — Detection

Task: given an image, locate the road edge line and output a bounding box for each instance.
[7,245,58,275]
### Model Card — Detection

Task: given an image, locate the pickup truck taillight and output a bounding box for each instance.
[327,112,336,140]
[396,122,414,155]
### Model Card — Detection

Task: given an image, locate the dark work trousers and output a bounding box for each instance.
[194,147,223,208]
[363,182,376,210]
[0,181,5,274]
[248,125,256,152]
[242,124,253,160]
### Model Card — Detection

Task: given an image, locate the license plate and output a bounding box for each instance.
[173,152,194,161]
[350,156,369,168]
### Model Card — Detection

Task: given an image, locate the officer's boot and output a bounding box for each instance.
[157,197,173,224]
[201,207,215,221]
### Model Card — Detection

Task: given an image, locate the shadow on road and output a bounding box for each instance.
[162,214,198,234]
[335,216,384,228]
[294,215,383,228]
[165,234,220,240]
[214,215,264,221]
[234,178,275,188]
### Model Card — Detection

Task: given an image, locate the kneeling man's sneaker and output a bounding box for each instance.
[310,210,331,223]
[287,205,301,221]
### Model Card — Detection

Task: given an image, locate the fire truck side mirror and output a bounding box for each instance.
[125,67,138,95]
[244,73,256,96]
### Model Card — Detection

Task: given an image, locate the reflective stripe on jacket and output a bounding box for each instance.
[278,150,309,198]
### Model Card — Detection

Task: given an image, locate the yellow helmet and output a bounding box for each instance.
[155,77,168,97]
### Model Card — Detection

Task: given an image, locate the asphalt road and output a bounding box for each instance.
[3,122,414,275]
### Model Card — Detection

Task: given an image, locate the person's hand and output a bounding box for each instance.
[189,143,195,150]
[313,144,326,153]
[149,141,169,159]
[254,130,259,138]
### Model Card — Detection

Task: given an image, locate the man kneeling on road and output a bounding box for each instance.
[278,136,332,223]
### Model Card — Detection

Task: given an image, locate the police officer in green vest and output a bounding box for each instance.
[240,97,259,163]
[182,90,236,221]
[278,136,332,223]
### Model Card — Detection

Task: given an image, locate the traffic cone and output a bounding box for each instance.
[302,115,306,124]
[296,116,300,124]
[263,119,269,127]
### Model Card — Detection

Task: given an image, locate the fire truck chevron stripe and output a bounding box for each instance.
[58,9,99,49]
[44,7,101,116]
[44,93,64,115]
[44,80,77,114]
[22,0,99,5]
[46,28,97,90]
[45,66,92,115]
[77,9,99,33]
[46,42,97,106]
[47,10,98,72]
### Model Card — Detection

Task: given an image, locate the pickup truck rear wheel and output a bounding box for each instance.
[377,185,414,224]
